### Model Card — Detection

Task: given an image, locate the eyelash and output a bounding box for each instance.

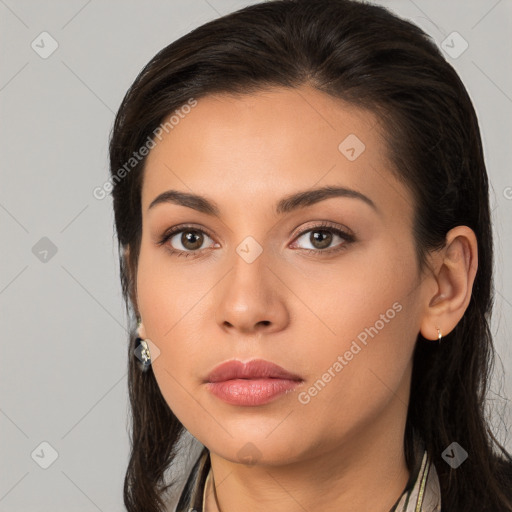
[157,221,355,259]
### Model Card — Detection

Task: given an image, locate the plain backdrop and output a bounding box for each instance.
[1,1,511,510]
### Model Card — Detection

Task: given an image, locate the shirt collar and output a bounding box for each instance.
[390,447,442,512]
[174,437,441,512]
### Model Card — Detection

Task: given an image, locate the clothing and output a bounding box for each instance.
[174,436,441,512]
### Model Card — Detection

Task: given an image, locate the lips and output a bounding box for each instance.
[205,359,304,406]
[205,359,303,383]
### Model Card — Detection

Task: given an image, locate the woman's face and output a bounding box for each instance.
[135,84,430,465]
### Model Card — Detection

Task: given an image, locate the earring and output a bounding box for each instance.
[135,337,152,370]
[135,318,152,371]
[436,326,442,343]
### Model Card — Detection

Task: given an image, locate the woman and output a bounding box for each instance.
[108,0,512,510]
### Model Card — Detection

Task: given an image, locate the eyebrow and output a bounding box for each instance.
[147,185,378,216]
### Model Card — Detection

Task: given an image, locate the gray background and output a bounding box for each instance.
[1,0,511,510]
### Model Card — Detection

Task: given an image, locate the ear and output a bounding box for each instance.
[137,320,147,340]
[419,226,478,340]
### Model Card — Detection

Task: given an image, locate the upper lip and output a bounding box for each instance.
[206,359,303,383]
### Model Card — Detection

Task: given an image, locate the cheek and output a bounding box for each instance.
[135,247,214,421]
[289,242,414,349]
[289,249,418,411]
[136,243,197,337]
[297,297,413,402]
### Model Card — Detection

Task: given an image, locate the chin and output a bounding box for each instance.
[202,433,310,467]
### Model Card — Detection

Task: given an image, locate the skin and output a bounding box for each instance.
[131,84,478,512]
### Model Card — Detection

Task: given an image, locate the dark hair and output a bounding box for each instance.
[108,0,512,510]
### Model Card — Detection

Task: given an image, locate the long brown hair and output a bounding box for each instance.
[108,1,512,510]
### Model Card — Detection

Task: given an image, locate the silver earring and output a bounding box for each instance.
[135,336,152,371]
[135,319,152,371]
[436,326,442,343]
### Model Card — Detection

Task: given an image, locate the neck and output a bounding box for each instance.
[208,389,411,512]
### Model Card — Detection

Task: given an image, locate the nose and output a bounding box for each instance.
[214,252,290,336]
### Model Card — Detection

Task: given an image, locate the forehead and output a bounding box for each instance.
[141,85,414,225]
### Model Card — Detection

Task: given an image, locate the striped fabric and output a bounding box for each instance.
[174,438,441,512]
[391,448,442,512]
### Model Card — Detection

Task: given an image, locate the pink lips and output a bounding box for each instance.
[205,359,304,406]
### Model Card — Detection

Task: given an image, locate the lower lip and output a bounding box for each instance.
[206,378,302,406]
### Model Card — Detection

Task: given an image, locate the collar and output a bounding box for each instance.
[175,438,441,512]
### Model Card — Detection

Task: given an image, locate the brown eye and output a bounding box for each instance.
[293,225,352,253]
[309,230,333,250]
[180,230,205,251]
[163,228,215,254]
